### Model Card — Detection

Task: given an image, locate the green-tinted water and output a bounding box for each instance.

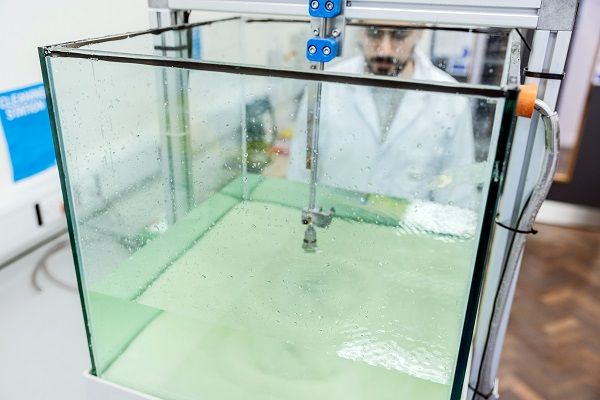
[86,176,476,400]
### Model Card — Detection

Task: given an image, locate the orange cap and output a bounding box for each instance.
[516,84,537,118]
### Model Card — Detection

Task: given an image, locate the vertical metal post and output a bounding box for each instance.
[469,26,574,400]
[149,1,194,224]
[306,18,327,211]
[302,17,327,252]
[469,35,488,85]
[239,16,249,200]
[302,4,344,251]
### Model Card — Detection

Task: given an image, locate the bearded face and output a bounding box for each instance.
[363,27,422,76]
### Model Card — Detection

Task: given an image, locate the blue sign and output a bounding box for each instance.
[0,83,56,182]
[191,27,202,60]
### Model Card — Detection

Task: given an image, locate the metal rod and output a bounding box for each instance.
[240,16,249,200]
[303,16,328,251]
[150,9,195,225]
[44,47,512,98]
[163,0,544,29]
[49,17,511,51]
[307,72,323,210]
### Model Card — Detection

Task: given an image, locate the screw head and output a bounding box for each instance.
[310,0,319,9]
[313,28,320,36]
[308,45,317,54]
[325,1,334,10]
[332,28,340,37]
[322,46,331,56]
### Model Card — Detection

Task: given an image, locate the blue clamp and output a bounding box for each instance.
[308,0,342,18]
[306,37,338,63]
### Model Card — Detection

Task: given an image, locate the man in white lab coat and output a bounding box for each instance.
[288,28,476,209]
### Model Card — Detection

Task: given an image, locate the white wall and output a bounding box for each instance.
[0,0,149,184]
[556,0,600,149]
[0,0,150,263]
[0,0,149,93]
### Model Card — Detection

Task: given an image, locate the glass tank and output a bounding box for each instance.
[39,17,518,400]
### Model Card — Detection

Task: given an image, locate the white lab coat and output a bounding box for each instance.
[288,49,476,208]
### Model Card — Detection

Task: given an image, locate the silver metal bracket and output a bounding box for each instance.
[302,207,335,228]
[302,207,335,252]
[309,3,346,57]
[537,0,579,31]
[507,32,521,86]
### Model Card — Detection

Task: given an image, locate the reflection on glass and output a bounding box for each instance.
[80,19,510,84]
[81,20,509,167]
[289,26,476,213]
[42,18,514,400]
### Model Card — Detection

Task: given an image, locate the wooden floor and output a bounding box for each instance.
[498,224,600,400]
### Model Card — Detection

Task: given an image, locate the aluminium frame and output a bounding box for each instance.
[146,1,577,400]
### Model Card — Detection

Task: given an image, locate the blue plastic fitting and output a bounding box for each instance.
[306,37,338,63]
[308,0,342,18]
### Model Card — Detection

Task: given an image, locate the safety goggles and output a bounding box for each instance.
[366,27,412,42]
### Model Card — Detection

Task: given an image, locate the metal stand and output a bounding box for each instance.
[469,25,574,399]
[149,2,194,224]
[301,4,345,251]
[472,99,560,400]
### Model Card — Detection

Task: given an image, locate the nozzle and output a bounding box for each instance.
[303,224,317,252]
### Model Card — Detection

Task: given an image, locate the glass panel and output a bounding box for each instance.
[75,18,510,85]
[42,17,516,400]
[67,18,512,173]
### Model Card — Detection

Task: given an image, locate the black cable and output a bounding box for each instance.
[471,241,515,399]
[471,193,535,400]
[468,384,494,399]
[495,218,538,235]
[523,68,565,81]
[515,28,532,52]
[31,239,76,292]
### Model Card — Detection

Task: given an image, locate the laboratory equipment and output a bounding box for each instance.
[39,1,575,399]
